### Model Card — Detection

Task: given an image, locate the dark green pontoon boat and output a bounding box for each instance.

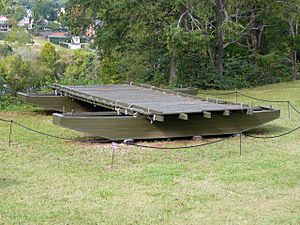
[18,83,280,140]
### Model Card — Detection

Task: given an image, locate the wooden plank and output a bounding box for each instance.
[52,83,251,117]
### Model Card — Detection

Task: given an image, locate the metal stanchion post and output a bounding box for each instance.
[8,120,13,147]
[239,133,242,156]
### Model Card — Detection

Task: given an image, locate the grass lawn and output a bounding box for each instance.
[0,82,299,224]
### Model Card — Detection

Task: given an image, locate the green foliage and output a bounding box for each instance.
[33,0,58,22]
[39,43,58,66]
[5,27,34,45]
[32,0,66,30]
[0,32,8,41]
[62,0,299,89]
[0,0,26,20]
[61,50,101,85]
[0,43,13,57]
[0,95,25,110]
[37,43,59,84]
[0,55,33,92]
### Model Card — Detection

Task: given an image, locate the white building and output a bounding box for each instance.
[68,36,82,49]
[0,16,9,32]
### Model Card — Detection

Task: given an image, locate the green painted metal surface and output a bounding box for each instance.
[18,83,281,140]
[53,110,280,140]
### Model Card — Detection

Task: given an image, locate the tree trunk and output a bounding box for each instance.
[289,19,298,81]
[169,52,176,85]
[214,0,224,79]
[291,49,297,80]
[250,6,258,53]
[257,21,264,49]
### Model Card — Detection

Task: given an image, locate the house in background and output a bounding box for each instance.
[69,36,82,49]
[0,16,9,32]
[57,7,66,17]
[47,32,69,44]
[60,36,82,49]
[18,17,30,27]
[18,9,34,29]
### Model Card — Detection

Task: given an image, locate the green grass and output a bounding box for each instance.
[0,82,300,224]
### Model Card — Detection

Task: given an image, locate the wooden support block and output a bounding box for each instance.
[223,109,230,116]
[178,113,188,120]
[153,114,164,122]
[124,139,134,144]
[246,108,253,115]
[192,136,203,141]
[203,111,211,119]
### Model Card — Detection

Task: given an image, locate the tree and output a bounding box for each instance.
[33,0,61,30]
[38,43,59,83]
[0,0,26,21]
[0,43,13,57]
[0,55,32,92]
[64,0,299,89]
[274,0,300,80]
[214,0,225,79]
[62,50,98,85]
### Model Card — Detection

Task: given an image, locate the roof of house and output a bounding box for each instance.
[47,32,68,37]
[0,16,8,20]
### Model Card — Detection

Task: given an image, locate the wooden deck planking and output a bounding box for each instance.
[53,84,248,116]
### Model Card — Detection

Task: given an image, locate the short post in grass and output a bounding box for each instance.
[287,101,291,118]
[239,133,242,156]
[111,142,117,169]
[8,120,13,147]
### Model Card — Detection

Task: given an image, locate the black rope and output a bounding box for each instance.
[289,102,300,115]
[206,91,296,118]
[0,118,12,123]
[11,121,112,143]
[1,90,300,148]
[203,91,238,96]
[128,135,235,150]
[206,91,289,103]
[237,92,289,103]
[244,125,300,139]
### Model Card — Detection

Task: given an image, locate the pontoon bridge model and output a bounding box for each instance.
[17,83,280,140]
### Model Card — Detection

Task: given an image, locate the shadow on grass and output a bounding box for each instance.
[0,178,21,189]
[32,109,56,115]
[245,124,287,135]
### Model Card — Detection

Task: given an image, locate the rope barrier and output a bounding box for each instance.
[0,91,300,151]
[237,92,289,103]
[1,120,112,144]
[0,118,12,123]
[288,102,300,115]
[204,91,300,118]
[1,116,235,149]
[127,135,235,150]
[204,91,294,104]
[206,91,238,96]
[244,125,300,139]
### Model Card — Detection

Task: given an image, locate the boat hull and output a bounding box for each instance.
[17,92,95,112]
[53,110,280,140]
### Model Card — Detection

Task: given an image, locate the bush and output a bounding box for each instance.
[5,27,34,45]
[0,32,8,40]
[61,50,101,85]
[0,95,30,111]
[0,55,34,93]
[0,43,13,57]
